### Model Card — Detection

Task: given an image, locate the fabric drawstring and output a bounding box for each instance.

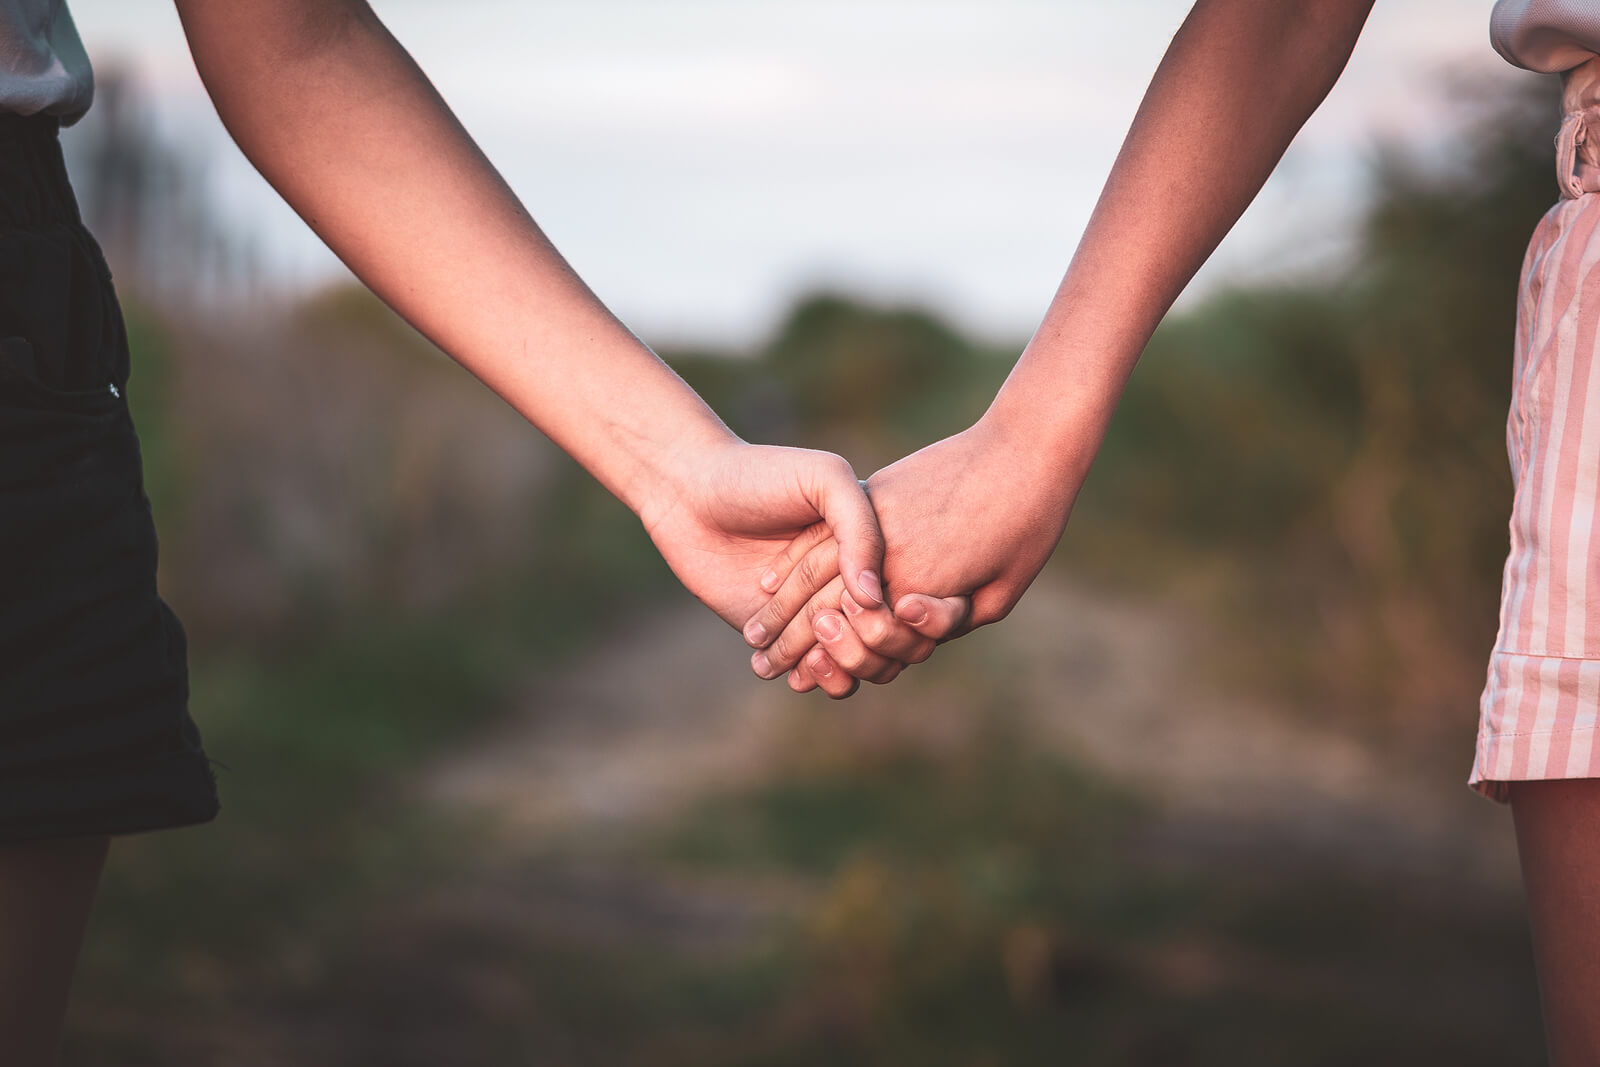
[1557,106,1600,199]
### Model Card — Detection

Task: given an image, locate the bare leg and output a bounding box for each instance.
[1512,779,1600,1067]
[0,836,109,1067]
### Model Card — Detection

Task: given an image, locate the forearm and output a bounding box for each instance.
[173,0,732,521]
[990,0,1376,475]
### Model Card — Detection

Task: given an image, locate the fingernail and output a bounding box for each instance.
[858,570,883,605]
[842,594,862,616]
[753,652,774,678]
[761,569,780,593]
[808,650,834,678]
[815,613,842,640]
[900,600,927,625]
[743,619,768,647]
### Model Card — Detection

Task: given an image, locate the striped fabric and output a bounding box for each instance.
[1472,57,1600,800]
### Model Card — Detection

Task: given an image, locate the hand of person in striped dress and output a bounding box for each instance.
[743,0,1379,688]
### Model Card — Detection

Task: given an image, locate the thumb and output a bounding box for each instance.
[804,455,886,608]
[893,593,973,640]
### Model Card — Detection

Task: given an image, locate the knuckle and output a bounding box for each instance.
[769,630,802,667]
[919,603,958,637]
[853,611,892,649]
[831,643,868,673]
[827,678,859,700]
[805,588,840,627]
[796,551,830,593]
[976,605,1009,628]
[785,598,811,627]
[787,523,828,564]
[871,616,907,651]
[971,593,1009,630]
[756,603,787,637]
[990,588,1020,623]
[871,663,903,686]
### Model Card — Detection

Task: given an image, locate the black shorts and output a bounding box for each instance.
[0,113,219,841]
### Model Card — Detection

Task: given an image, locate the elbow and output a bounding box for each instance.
[176,0,378,108]
[1291,0,1379,53]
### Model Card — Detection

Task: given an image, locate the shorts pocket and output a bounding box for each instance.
[0,335,140,519]
[0,335,124,414]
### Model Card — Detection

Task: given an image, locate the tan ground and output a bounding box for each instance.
[426,572,1521,895]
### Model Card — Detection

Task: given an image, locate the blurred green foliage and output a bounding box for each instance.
[671,293,1010,463]
[623,725,1539,1067]
[1080,80,1557,726]
[121,300,186,527]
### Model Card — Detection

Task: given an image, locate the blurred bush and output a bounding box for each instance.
[1078,75,1559,736]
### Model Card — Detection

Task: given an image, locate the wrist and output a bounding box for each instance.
[980,354,1113,495]
[986,252,1156,480]
[627,419,743,532]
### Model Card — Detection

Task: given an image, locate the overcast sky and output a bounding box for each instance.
[64,1,1515,347]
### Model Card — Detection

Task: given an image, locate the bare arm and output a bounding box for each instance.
[751,0,1380,683]
[993,0,1378,465]
[170,0,894,634]
[176,0,725,522]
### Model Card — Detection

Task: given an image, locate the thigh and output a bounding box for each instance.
[1512,779,1600,1067]
[0,835,108,1067]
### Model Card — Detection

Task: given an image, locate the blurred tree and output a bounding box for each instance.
[64,65,258,306]
[761,292,986,450]
[1339,74,1561,709]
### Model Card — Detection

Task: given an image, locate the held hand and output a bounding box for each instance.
[869,415,1078,625]
[747,415,1082,687]
[639,440,886,634]
[786,585,972,697]
[741,539,972,699]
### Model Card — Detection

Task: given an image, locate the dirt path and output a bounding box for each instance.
[425,572,1521,894]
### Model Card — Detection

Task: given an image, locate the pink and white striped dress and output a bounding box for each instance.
[1472,53,1600,799]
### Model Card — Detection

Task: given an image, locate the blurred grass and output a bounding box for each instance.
[617,722,1538,1067]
